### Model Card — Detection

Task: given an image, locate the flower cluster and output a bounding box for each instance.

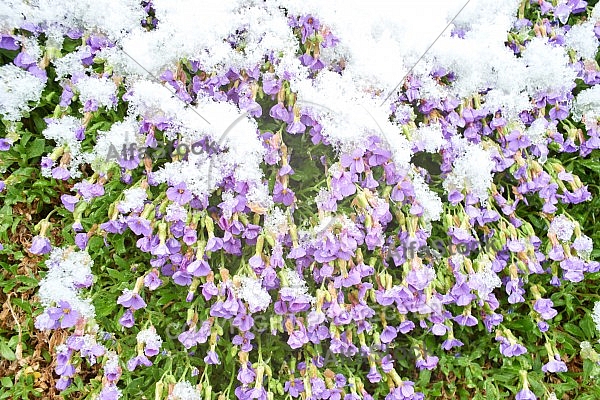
[1,0,600,399]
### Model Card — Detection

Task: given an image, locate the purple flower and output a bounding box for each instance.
[127,216,152,236]
[269,103,292,122]
[341,149,366,175]
[442,337,464,350]
[75,233,88,250]
[0,34,20,50]
[285,378,304,398]
[537,321,549,332]
[152,241,171,256]
[288,328,308,349]
[516,388,537,400]
[34,311,59,330]
[119,309,135,328]
[500,342,527,357]
[507,239,525,253]
[104,360,121,382]
[237,364,256,385]
[232,331,255,352]
[330,168,356,198]
[98,385,121,400]
[144,271,162,290]
[273,182,295,206]
[554,3,571,24]
[55,349,74,376]
[117,290,146,310]
[406,266,435,290]
[398,320,415,334]
[542,356,568,373]
[30,235,51,255]
[51,166,71,180]
[55,376,72,391]
[366,365,381,383]
[416,355,439,370]
[262,77,281,95]
[144,341,161,357]
[48,301,80,328]
[287,119,307,134]
[560,257,586,282]
[182,228,197,245]
[166,182,192,205]
[186,259,211,277]
[61,194,79,212]
[454,313,478,326]
[300,15,320,43]
[204,350,220,365]
[127,354,152,371]
[534,298,558,320]
[73,181,105,200]
[380,326,397,344]
[233,313,254,332]
[549,104,569,120]
[172,268,193,286]
[101,220,126,234]
[205,236,223,252]
[0,139,11,151]
[381,355,394,373]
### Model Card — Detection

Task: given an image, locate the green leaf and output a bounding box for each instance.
[0,377,12,388]
[11,297,31,314]
[484,380,500,400]
[0,341,16,361]
[563,322,584,338]
[581,315,595,339]
[27,139,46,159]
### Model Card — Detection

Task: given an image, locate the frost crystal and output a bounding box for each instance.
[237,277,272,313]
[443,143,494,204]
[412,122,445,153]
[169,381,201,400]
[468,261,502,298]
[105,351,120,371]
[37,247,95,320]
[137,328,162,347]
[119,188,148,214]
[411,171,443,222]
[93,118,139,170]
[14,0,144,42]
[572,85,600,123]
[0,65,45,121]
[573,235,593,258]
[520,37,577,95]
[483,89,532,120]
[149,100,265,199]
[73,75,118,110]
[524,118,550,146]
[264,207,289,237]
[53,48,91,79]
[593,301,600,335]
[280,269,315,304]
[550,215,575,242]
[564,22,599,61]
[42,116,82,146]
[41,116,88,179]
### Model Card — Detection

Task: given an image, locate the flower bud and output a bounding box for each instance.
[265,233,276,248]
[270,315,283,334]
[204,215,215,235]
[73,201,88,222]
[155,381,164,400]
[203,384,212,400]
[157,222,167,242]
